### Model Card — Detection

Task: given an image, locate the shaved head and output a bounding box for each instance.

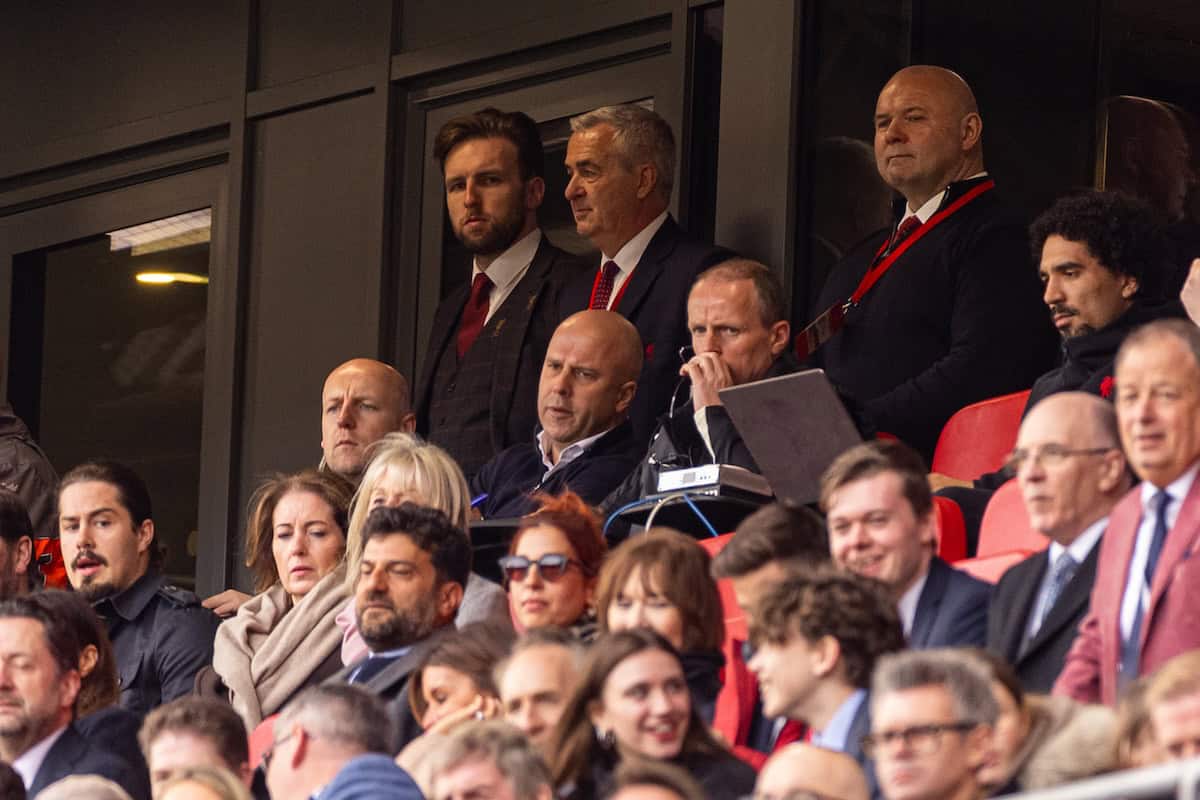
[875,64,985,209]
[538,311,642,461]
[321,358,415,479]
[757,744,869,800]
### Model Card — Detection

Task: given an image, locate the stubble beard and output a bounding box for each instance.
[357,594,438,652]
[457,207,526,259]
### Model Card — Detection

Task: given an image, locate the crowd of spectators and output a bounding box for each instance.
[3,59,1200,800]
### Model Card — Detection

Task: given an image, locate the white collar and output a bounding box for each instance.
[1139,461,1200,511]
[904,172,989,223]
[1047,516,1107,566]
[603,210,669,273]
[896,566,930,636]
[12,724,68,789]
[537,425,614,472]
[472,229,541,293]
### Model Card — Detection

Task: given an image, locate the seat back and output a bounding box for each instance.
[954,551,1031,584]
[933,496,968,563]
[978,479,1049,558]
[696,534,747,641]
[248,714,277,769]
[931,390,1031,480]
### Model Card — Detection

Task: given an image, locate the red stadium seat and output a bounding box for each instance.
[954,550,1030,584]
[931,390,1031,480]
[977,479,1048,559]
[933,496,968,564]
[33,538,67,589]
[248,714,277,769]
[697,534,747,641]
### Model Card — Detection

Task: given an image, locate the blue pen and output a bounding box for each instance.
[470,493,489,508]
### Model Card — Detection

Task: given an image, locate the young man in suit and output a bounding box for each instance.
[331,503,469,750]
[561,103,731,444]
[824,440,991,648]
[747,568,905,797]
[1056,319,1200,705]
[986,392,1130,692]
[416,108,586,480]
[0,593,148,799]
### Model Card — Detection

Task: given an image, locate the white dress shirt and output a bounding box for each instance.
[900,172,990,226]
[1026,518,1105,640]
[1120,464,1200,644]
[594,211,669,309]
[473,229,541,324]
[897,568,930,636]
[12,724,67,788]
[536,425,614,477]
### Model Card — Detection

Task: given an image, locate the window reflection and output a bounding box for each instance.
[9,209,210,587]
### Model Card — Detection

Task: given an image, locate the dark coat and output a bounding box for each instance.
[471,421,643,519]
[328,625,454,753]
[415,235,587,477]
[0,402,58,540]
[559,216,733,445]
[910,557,992,649]
[28,723,150,800]
[94,570,220,716]
[812,179,1057,462]
[602,352,801,515]
[988,542,1101,693]
[570,746,756,800]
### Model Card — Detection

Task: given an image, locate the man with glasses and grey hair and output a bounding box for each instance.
[865,649,997,800]
[263,684,422,800]
[428,720,553,800]
[560,103,731,443]
[987,392,1131,693]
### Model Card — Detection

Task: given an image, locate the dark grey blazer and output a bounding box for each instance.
[987,541,1100,693]
[328,625,456,752]
[29,723,150,800]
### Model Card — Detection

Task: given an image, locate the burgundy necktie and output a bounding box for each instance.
[456,272,493,358]
[887,215,922,254]
[590,260,621,310]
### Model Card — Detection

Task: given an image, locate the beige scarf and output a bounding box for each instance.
[213,566,349,728]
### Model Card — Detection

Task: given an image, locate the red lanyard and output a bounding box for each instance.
[848,179,995,306]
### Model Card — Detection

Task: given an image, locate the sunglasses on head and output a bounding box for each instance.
[497,553,583,583]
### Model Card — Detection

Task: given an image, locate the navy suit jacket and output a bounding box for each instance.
[28,723,150,800]
[910,557,992,649]
[559,216,732,445]
[987,542,1099,693]
[844,697,881,800]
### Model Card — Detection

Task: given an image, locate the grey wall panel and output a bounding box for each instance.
[238,93,381,519]
[0,0,236,154]
[256,0,388,90]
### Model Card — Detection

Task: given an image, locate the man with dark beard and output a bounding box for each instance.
[415,108,586,479]
[57,461,218,715]
[331,503,470,749]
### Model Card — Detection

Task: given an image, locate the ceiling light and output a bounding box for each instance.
[135,272,209,285]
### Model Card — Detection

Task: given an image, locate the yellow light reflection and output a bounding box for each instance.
[135,272,209,285]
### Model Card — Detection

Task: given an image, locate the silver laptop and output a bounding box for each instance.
[718,368,862,506]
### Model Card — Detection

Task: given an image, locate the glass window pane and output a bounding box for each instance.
[9,209,210,587]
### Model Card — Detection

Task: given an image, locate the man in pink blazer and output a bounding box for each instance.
[1055,319,1200,705]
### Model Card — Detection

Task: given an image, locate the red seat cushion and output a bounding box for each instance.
[932,390,1030,480]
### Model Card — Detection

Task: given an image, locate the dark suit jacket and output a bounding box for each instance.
[1056,477,1200,705]
[910,556,991,649]
[329,625,454,753]
[987,541,1099,693]
[28,723,150,800]
[559,216,733,445]
[843,696,881,800]
[415,235,587,472]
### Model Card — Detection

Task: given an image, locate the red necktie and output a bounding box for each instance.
[590,261,621,310]
[456,272,492,358]
[887,215,922,254]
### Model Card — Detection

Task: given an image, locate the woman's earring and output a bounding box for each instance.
[595,726,616,750]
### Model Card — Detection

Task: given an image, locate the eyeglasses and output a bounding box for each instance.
[1004,445,1113,473]
[261,730,296,771]
[497,554,584,583]
[860,722,977,758]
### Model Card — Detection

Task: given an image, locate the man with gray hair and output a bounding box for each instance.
[866,649,997,800]
[263,684,422,800]
[560,103,732,443]
[494,628,585,757]
[429,720,553,800]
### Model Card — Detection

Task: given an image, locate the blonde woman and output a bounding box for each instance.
[336,433,509,663]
